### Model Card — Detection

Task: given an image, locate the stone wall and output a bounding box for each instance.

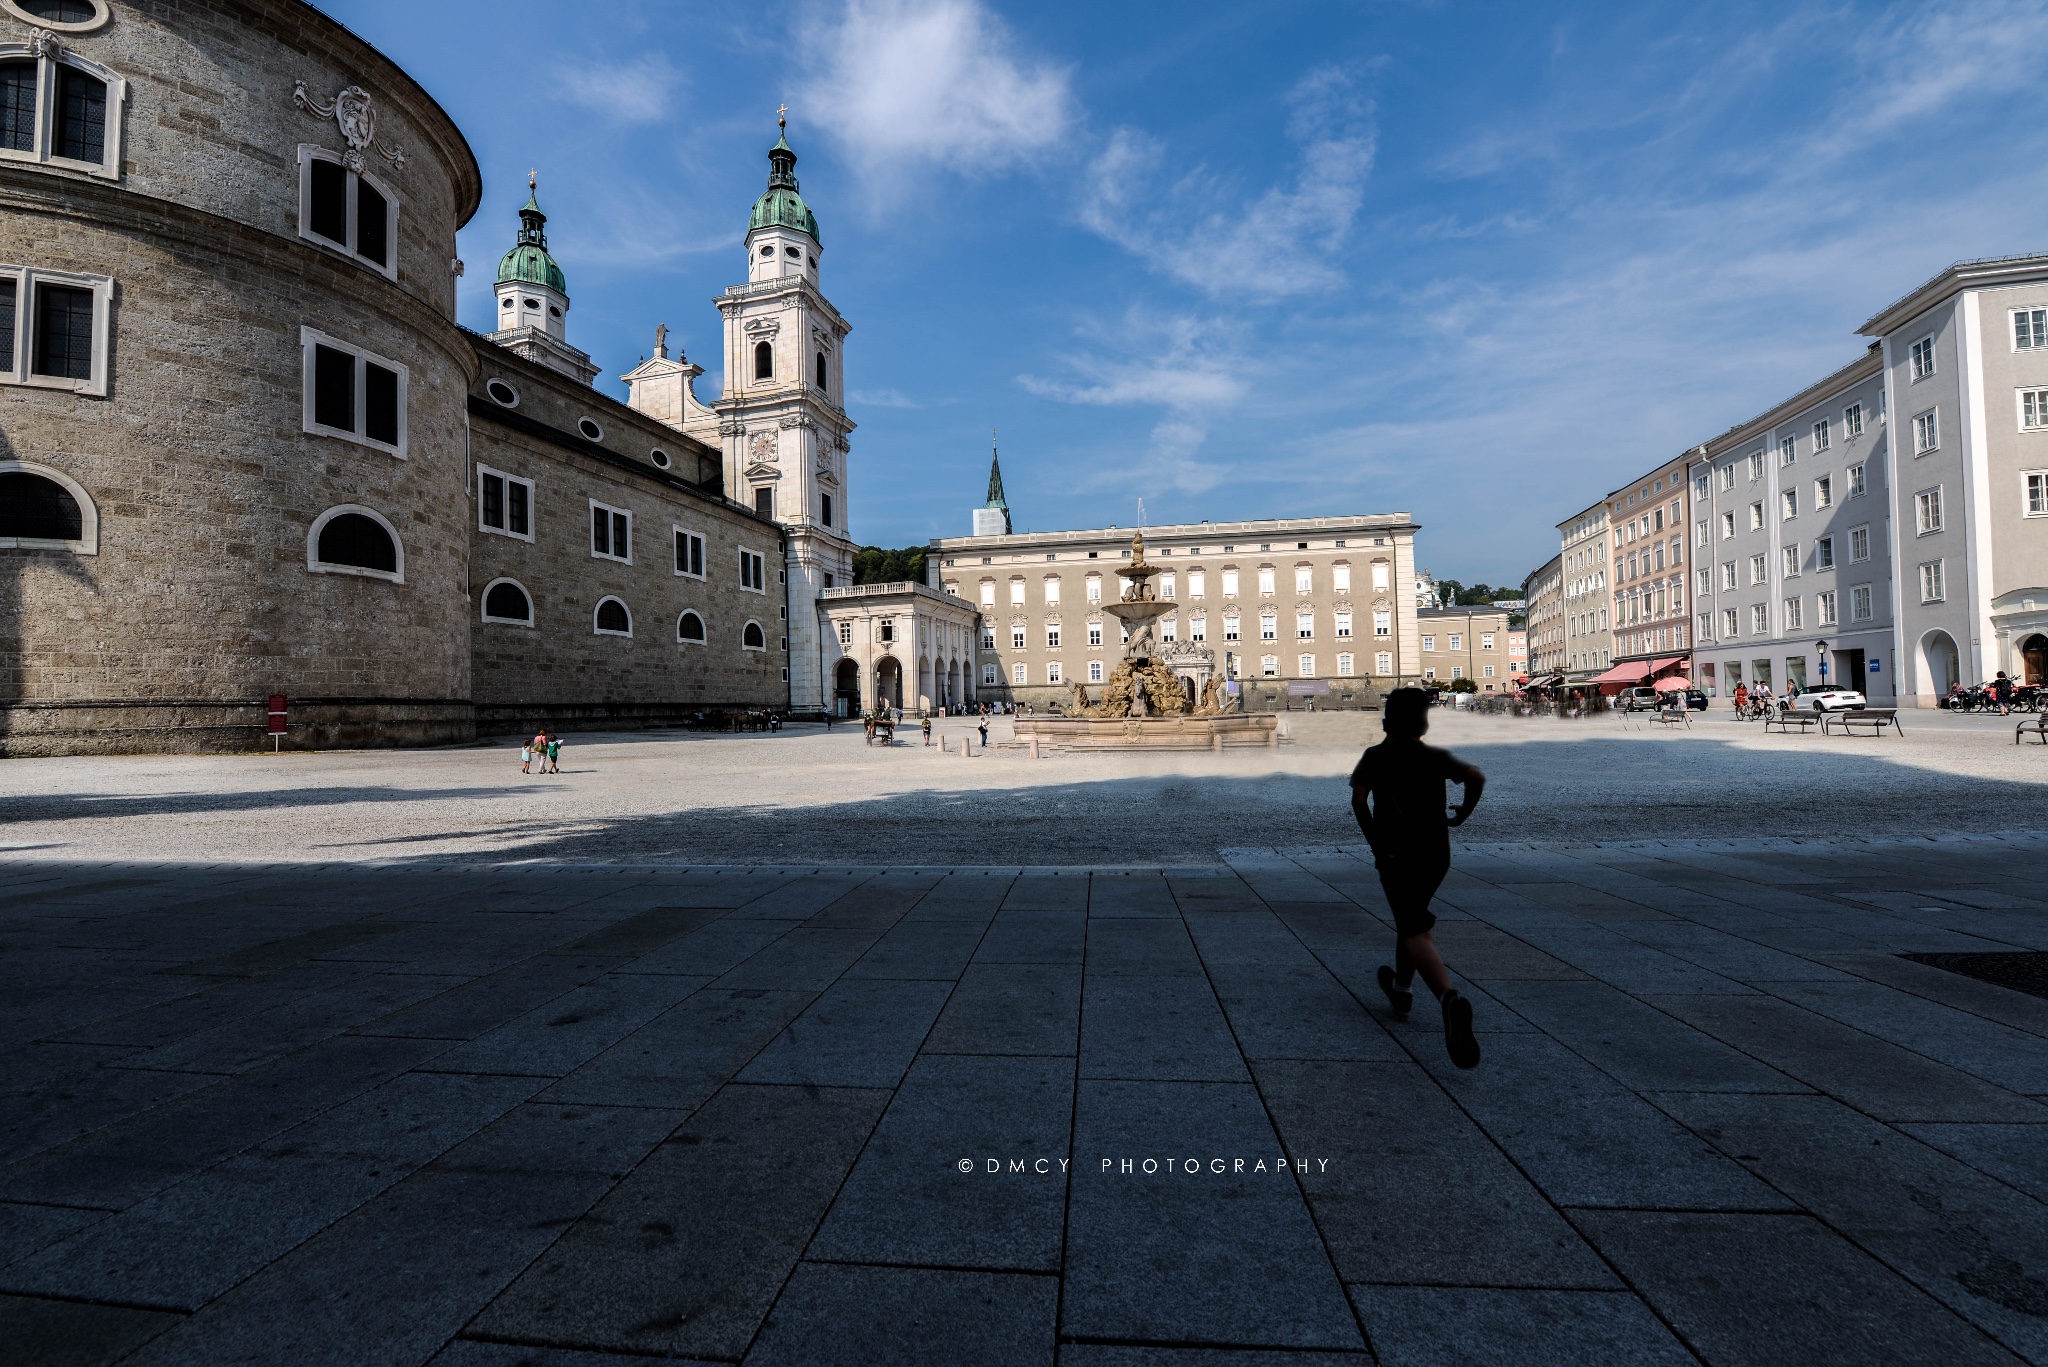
[0,0,480,754]
[467,339,790,732]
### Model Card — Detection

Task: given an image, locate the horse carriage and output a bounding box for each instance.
[863,711,896,745]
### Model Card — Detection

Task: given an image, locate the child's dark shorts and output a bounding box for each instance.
[1374,850,1449,939]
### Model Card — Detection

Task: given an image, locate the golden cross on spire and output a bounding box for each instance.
[776,103,789,128]
[527,168,536,190]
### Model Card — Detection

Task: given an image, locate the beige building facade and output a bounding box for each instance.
[1414,607,1514,689]
[1602,452,1694,676]
[1558,500,1613,680]
[1521,554,1564,677]
[929,513,1423,712]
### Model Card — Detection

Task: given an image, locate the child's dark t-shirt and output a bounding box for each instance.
[1349,739,1468,852]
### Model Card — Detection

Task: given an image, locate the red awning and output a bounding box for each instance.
[1590,661,1652,686]
[1647,656,1689,675]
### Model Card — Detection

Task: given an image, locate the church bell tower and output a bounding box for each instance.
[681,115,855,717]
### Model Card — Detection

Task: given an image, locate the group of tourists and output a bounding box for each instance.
[519,731,561,775]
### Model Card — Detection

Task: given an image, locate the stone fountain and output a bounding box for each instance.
[1014,531,1279,751]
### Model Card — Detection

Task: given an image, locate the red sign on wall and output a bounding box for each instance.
[267,694,287,735]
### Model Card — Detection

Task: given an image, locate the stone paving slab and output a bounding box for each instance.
[4,837,2048,1364]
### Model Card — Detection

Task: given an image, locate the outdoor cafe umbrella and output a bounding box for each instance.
[1653,676,1692,692]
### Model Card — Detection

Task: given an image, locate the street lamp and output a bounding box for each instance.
[1817,639,1829,687]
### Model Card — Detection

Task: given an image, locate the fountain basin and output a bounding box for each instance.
[1014,713,1278,751]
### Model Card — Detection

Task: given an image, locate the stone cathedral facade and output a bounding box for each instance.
[0,0,834,753]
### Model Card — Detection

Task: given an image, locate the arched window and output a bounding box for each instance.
[815,350,827,388]
[594,596,631,636]
[481,579,532,625]
[307,505,402,581]
[677,610,706,643]
[0,39,124,178]
[754,340,773,381]
[741,620,766,651]
[0,463,95,551]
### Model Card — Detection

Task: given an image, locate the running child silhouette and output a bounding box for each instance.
[1350,687,1485,1068]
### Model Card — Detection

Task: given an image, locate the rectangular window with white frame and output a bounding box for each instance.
[1088,660,1103,683]
[1190,616,1206,642]
[1047,661,1062,684]
[1814,475,1832,509]
[1334,611,1352,637]
[1296,612,1314,639]
[2021,389,2048,430]
[1748,451,1764,480]
[1046,626,1061,649]
[1088,621,1103,646]
[674,527,706,578]
[1750,554,1767,585]
[1919,559,1945,603]
[589,500,631,563]
[302,326,405,456]
[1449,633,1463,650]
[1332,563,1351,592]
[1375,650,1392,673]
[1811,418,1830,451]
[1782,544,1800,578]
[1011,627,1026,650]
[1781,489,1798,520]
[1719,464,1737,491]
[1696,519,1708,547]
[1263,656,1279,677]
[1849,524,1870,561]
[1749,501,1764,530]
[1721,511,1735,539]
[1915,487,1943,535]
[1012,663,1027,685]
[298,147,397,278]
[1696,566,1712,596]
[738,545,766,591]
[1750,603,1769,634]
[1851,584,1873,621]
[1779,434,1797,465]
[2017,308,2048,350]
[1782,596,1802,630]
[1294,567,1312,594]
[1298,654,1315,677]
[0,266,113,397]
[1223,614,1240,641]
[1259,613,1277,640]
[1817,589,1837,626]
[1914,409,1938,454]
[1696,612,1712,641]
[1722,607,1739,637]
[2028,471,2048,517]
[1815,536,1834,570]
[477,465,533,541]
[983,664,998,686]
[1910,335,1936,379]
[1338,653,1354,676]
[1848,461,1866,497]
[1373,611,1391,636]
[1844,403,1863,437]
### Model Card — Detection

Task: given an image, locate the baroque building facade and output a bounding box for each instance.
[926,468,1423,713]
[0,0,790,753]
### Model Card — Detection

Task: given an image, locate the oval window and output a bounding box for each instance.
[742,621,766,650]
[484,379,518,407]
[650,448,671,469]
[549,306,561,317]
[8,0,108,30]
[0,471,84,541]
[578,417,603,441]
[784,246,800,258]
[677,610,706,643]
[316,512,398,573]
[524,298,540,309]
[595,598,631,634]
[483,581,531,623]
[760,245,774,257]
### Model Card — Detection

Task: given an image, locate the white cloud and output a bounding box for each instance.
[1079,65,1375,299]
[800,0,1073,200]
[558,55,681,124]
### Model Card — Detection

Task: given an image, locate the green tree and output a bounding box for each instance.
[853,545,927,585]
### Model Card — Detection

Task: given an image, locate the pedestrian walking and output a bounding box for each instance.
[922,715,933,746]
[977,717,989,749]
[520,740,532,775]
[1350,687,1485,1069]
[546,734,561,773]
[1995,670,2014,716]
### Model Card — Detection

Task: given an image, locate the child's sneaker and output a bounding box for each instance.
[1442,989,1481,1069]
[1376,965,1413,1020]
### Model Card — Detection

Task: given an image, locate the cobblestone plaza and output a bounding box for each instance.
[4,714,2047,1365]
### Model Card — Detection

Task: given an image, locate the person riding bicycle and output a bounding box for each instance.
[1733,682,1749,714]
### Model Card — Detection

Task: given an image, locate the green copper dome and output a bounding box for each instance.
[748,128,820,244]
[497,182,567,295]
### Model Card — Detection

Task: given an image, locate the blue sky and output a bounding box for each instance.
[322,0,2048,585]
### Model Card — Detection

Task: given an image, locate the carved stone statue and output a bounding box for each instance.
[1069,680,1097,718]
[1197,676,1224,715]
[1130,673,1150,718]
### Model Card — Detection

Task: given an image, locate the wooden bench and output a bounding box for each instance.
[2018,717,2048,746]
[1764,708,1823,733]
[1823,707,1901,736]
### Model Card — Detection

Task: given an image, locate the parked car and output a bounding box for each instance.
[1681,689,1710,711]
[1615,686,1662,711]
[1793,686,1867,712]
